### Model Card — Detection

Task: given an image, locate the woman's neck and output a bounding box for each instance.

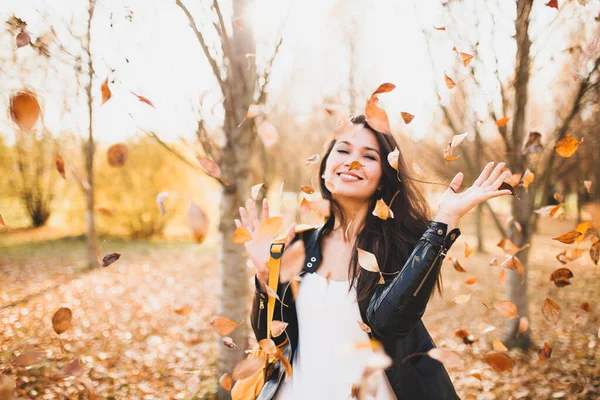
[331,200,369,243]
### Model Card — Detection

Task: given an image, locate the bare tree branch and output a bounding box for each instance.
[175,0,226,95]
[255,35,283,105]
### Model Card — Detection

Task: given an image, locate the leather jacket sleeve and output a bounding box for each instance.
[366,221,461,339]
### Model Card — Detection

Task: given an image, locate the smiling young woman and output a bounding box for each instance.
[235,114,513,399]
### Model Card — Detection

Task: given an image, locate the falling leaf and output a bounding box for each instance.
[450,132,469,148]
[542,298,560,324]
[300,185,314,194]
[521,169,535,192]
[522,131,544,154]
[358,321,372,334]
[306,154,321,166]
[427,348,464,369]
[13,349,44,366]
[270,320,288,338]
[580,302,591,312]
[232,356,266,381]
[210,316,240,336]
[107,143,128,167]
[550,268,573,287]
[434,26,446,30]
[554,136,581,158]
[16,29,30,48]
[590,238,599,265]
[156,192,169,216]
[464,242,473,258]
[465,277,477,285]
[538,342,552,363]
[535,204,563,219]
[223,337,239,349]
[499,269,505,283]
[554,192,564,203]
[444,144,460,162]
[444,72,456,89]
[0,214,10,231]
[382,149,399,174]
[10,91,41,130]
[552,230,582,244]
[131,91,155,108]
[401,112,414,124]
[583,180,592,194]
[251,183,264,201]
[455,329,477,345]
[188,201,209,244]
[490,339,507,352]
[258,120,279,149]
[220,373,233,391]
[175,306,192,316]
[485,352,514,373]
[52,307,73,335]
[373,83,396,94]
[300,198,330,218]
[494,300,518,319]
[55,153,66,179]
[372,199,394,220]
[454,294,471,304]
[495,117,510,127]
[546,0,558,9]
[489,257,498,266]
[197,156,222,179]
[448,257,467,273]
[232,227,252,244]
[61,358,83,377]
[459,52,473,67]
[365,95,391,135]
[102,253,121,267]
[246,104,262,118]
[101,78,111,105]
[517,317,529,337]
[500,256,524,278]
[357,248,380,273]
[496,237,528,256]
[499,182,518,198]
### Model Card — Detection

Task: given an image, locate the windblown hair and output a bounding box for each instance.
[318,114,443,304]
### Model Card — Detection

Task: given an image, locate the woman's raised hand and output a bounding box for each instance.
[235,198,297,291]
[436,161,513,222]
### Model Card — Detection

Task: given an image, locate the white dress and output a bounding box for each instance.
[274,272,397,400]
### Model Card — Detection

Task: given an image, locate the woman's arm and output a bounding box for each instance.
[366,221,461,339]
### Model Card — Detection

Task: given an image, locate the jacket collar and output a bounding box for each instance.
[302,224,326,273]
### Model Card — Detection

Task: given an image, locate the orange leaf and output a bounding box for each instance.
[554,136,581,158]
[542,298,560,324]
[365,95,391,135]
[494,300,518,319]
[101,78,111,105]
[538,342,552,363]
[459,52,473,67]
[521,169,535,192]
[270,320,288,338]
[465,277,477,285]
[495,117,510,127]
[455,329,477,345]
[357,248,380,273]
[175,306,192,316]
[300,185,314,194]
[464,242,473,258]
[372,199,394,220]
[197,156,222,179]
[434,26,446,31]
[107,143,128,167]
[10,91,41,130]
[591,239,599,265]
[16,30,30,48]
[400,112,414,124]
[56,153,66,179]
[444,72,456,89]
[546,0,558,9]
[219,373,233,391]
[580,302,591,312]
[232,226,252,244]
[256,216,285,241]
[444,144,460,162]
[552,230,582,244]
[131,91,155,108]
[210,316,240,336]
[232,356,266,381]
[372,83,396,94]
[485,352,514,373]
[493,339,507,351]
[348,161,364,171]
[52,307,73,335]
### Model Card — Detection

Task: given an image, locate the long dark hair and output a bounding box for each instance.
[318,114,443,303]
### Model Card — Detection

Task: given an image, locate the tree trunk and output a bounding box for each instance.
[85,0,98,269]
[504,0,533,349]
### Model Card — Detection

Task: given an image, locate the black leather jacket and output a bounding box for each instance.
[250,220,462,400]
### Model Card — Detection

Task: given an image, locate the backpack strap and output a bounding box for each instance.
[266,241,285,339]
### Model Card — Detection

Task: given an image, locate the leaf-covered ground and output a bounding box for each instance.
[1,215,599,399]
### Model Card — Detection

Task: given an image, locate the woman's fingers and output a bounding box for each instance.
[234,218,242,228]
[490,171,511,190]
[481,162,506,188]
[247,199,259,231]
[473,161,494,187]
[239,206,251,229]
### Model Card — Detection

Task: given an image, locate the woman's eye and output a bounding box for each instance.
[337,149,349,154]
[364,155,376,160]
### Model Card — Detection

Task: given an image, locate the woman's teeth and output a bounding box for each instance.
[339,173,360,181]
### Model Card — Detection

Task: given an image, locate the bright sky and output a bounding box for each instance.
[1,0,598,146]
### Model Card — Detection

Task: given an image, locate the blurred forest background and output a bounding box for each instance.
[1,0,600,399]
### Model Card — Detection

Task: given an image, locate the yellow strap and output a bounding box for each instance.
[265,241,285,339]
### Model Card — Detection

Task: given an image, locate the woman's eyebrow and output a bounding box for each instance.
[337,141,380,155]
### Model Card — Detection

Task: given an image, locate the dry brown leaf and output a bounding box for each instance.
[387,147,399,171]
[552,230,582,244]
[222,337,238,349]
[258,338,277,355]
[220,373,233,391]
[10,91,41,130]
[365,95,391,135]
[522,131,543,154]
[232,356,266,381]
[101,78,111,105]
[400,112,414,124]
[546,0,558,9]
[538,342,552,363]
[16,30,30,48]
[542,298,560,324]
[210,316,240,336]
[101,253,120,267]
[521,169,535,192]
[174,306,192,316]
[131,91,155,108]
[494,300,518,319]
[373,83,396,94]
[188,201,209,244]
[496,237,528,256]
[450,257,467,273]
[444,72,456,89]
[270,320,288,338]
[55,153,66,179]
[197,156,222,179]
[550,268,573,287]
[52,307,73,335]
[500,256,524,277]
[580,302,591,312]
[434,26,446,30]
[554,136,581,158]
[372,199,394,220]
[358,321,372,334]
[107,143,128,167]
[485,352,514,373]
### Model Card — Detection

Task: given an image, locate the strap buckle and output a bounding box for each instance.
[270,242,285,259]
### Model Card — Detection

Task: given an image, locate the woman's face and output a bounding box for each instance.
[322,126,383,203]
